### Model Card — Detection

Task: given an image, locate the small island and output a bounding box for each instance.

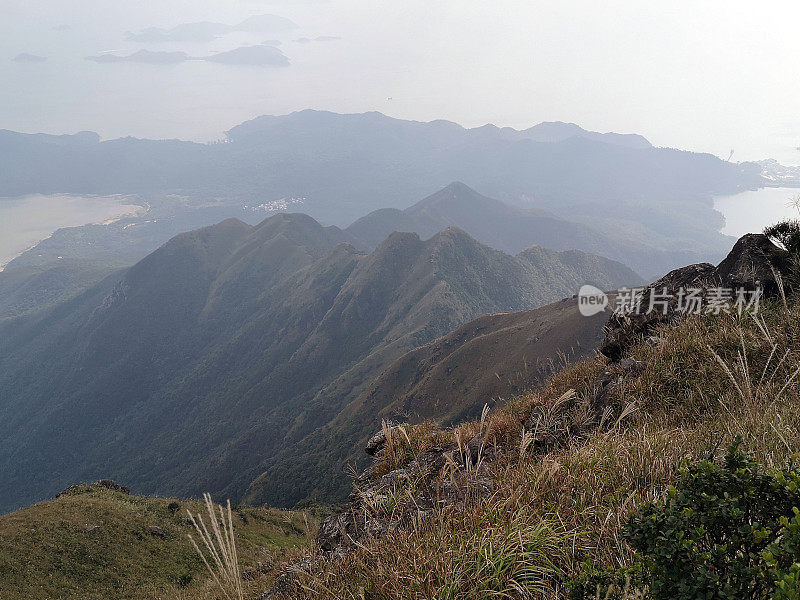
[87,45,289,67]
[202,45,290,66]
[86,50,189,64]
[12,53,47,63]
[126,14,298,43]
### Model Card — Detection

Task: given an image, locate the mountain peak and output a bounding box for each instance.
[426,225,474,245]
[413,182,503,213]
[440,181,475,194]
[523,121,652,148]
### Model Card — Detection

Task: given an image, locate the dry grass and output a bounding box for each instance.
[302,494,571,600]
[593,576,649,600]
[372,421,454,478]
[288,296,800,599]
[187,493,245,600]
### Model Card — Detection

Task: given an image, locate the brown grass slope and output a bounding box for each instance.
[287,294,800,599]
[243,295,612,507]
[355,295,612,426]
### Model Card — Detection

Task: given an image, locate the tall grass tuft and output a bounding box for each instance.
[187,493,244,600]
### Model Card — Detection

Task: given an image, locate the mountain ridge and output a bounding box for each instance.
[0,211,640,512]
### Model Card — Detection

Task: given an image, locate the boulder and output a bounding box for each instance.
[600,234,784,360]
[147,525,166,538]
[715,233,784,295]
[364,430,387,456]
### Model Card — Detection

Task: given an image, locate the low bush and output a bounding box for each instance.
[620,441,800,600]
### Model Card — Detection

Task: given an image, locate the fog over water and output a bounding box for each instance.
[714,187,800,239]
[2,0,799,164]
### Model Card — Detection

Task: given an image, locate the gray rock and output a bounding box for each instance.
[716,233,784,295]
[257,557,320,599]
[148,525,166,538]
[600,234,784,361]
[364,429,387,456]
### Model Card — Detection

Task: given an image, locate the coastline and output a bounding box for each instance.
[713,186,799,238]
[0,194,146,272]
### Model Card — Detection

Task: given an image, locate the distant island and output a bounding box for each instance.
[126,22,229,44]
[203,45,289,66]
[12,53,47,63]
[87,50,189,64]
[126,14,297,43]
[87,45,288,67]
[295,35,341,44]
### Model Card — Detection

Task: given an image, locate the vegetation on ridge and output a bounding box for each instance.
[0,484,320,600]
[285,290,800,599]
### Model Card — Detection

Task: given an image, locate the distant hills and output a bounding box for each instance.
[0,110,763,277]
[518,121,651,147]
[0,182,637,320]
[347,181,680,275]
[0,212,639,512]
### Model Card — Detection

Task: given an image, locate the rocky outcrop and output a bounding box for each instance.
[56,479,131,498]
[365,427,391,456]
[600,234,785,360]
[523,356,647,454]
[715,233,785,295]
[260,431,496,599]
[316,442,493,558]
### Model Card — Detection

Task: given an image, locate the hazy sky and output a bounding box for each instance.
[2,0,799,163]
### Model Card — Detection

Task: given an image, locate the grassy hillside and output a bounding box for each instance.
[244,295,612,507]
[286,293,800,599]
[0,213,639,513]
[358,296,614,425]
[0,483,319,600]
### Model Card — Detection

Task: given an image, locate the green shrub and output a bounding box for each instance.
[622,440,800,600]
[765,508,800,599]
